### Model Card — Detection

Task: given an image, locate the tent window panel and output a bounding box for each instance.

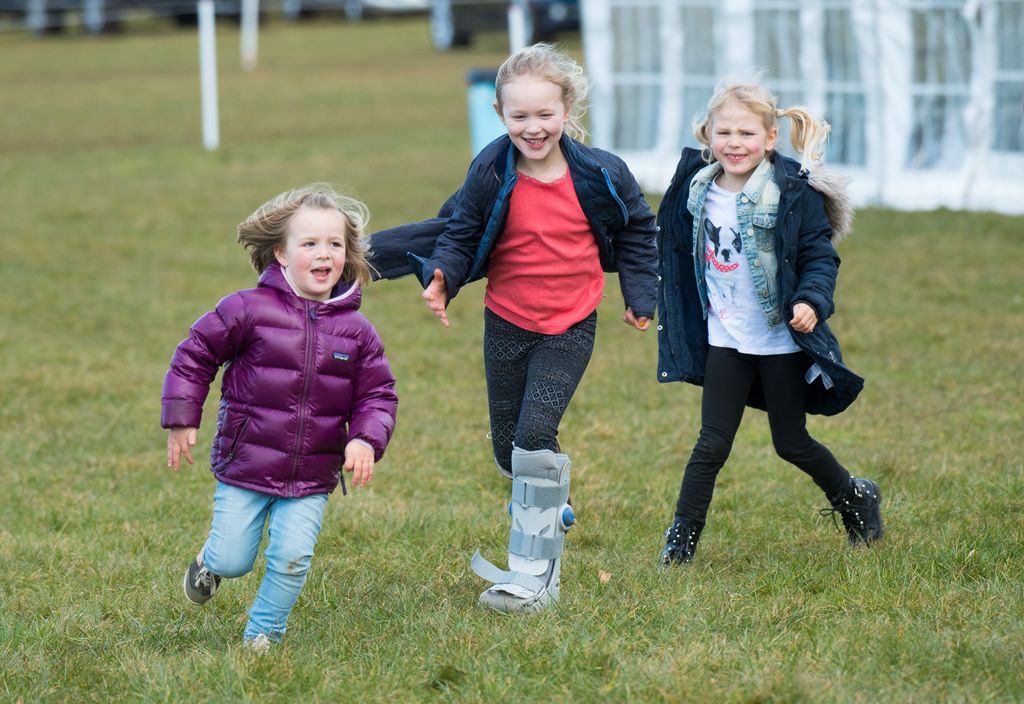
[611,5,660,73]
[613,84,660,151]
[681,85,715,149]
[825,91,866,166]
[680,6,715,75]
[754,9,801,80]
[993,1,1024,152]
[996,1,1023,71]
[908,6,970,169]
[824,8,860,82]
[908,94,967,169]
[912,8,971,84]
[993,82,1024,152]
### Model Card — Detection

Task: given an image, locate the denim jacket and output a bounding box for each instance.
[657,148,864,416]
[688,157,784,327]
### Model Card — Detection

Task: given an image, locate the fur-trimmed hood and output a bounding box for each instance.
[807,165,854,245]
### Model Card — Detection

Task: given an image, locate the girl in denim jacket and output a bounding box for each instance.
[656,80,883,566]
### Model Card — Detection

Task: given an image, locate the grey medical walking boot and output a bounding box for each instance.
[472,446,574,613]
[821,477,884,547]
[183,554,221,605]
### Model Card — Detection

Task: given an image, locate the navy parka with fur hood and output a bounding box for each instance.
[368,134,659,319]
[657,148,864,416]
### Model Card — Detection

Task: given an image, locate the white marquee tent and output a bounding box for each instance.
[581,0,1024,214]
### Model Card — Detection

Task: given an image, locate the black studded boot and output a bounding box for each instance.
[821,477,884,547]
[660,518,703,567]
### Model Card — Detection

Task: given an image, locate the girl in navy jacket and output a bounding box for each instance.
[656,80,883,567]
[370,44,658,613]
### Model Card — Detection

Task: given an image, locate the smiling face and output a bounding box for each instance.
[710,99,778,192]
[274,205,349,301]
[497,74,571,177]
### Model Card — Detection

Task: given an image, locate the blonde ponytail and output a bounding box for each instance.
[778,106,830,171]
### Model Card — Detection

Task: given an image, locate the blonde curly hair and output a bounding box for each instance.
[236,183,372,286]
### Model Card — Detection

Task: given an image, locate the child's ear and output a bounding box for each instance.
[766,126,778,152]
[273,245,288,267]
[493,101,505,124]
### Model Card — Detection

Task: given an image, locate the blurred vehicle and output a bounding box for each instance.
[0,0,426,33]
[282,0,427,21]
[429,0,578,51]
[0,0,249,33]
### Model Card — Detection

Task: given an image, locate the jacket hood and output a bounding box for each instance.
[807,166,854,244]
[775,155,854,245]
[258,261,363,311]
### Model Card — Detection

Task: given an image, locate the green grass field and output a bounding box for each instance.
[2,16,1023,703]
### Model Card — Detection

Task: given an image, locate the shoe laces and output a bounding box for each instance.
[819,504,865,532]
[819,483,874,543]
[194,566,218,594]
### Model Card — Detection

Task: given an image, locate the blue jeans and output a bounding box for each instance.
[201,481,329,642]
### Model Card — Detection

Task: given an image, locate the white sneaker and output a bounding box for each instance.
[243,633,273,654]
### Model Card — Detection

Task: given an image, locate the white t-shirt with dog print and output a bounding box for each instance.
[703,180,799,355]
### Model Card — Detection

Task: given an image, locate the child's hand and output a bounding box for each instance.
[790,302,818,333]
[622,307,651,331]
[344,440,375,488]
[167,427,197,471]
[422,268,450,327]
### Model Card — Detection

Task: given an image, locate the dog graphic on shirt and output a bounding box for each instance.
[704,218,742,319]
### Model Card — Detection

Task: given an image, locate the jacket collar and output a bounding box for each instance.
[689,156,775,203]
[492,133,602,180]
[258,261,362,311]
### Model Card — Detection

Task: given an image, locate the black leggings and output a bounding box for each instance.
[483,308,597,473]
[675,345,851,524]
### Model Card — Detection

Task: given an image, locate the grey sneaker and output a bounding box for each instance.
[243,633,273,654]
[183,556,221,605]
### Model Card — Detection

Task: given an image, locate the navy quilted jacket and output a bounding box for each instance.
[657,148,864,416]
[368,134,659,319]
[161,262,398,497]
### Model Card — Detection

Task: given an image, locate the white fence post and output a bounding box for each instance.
[27,0,46,33]
[507,0,528,53]
[198,0,220,151]
[240,0,259,71]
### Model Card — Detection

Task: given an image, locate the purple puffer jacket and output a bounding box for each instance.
[161,262,398,498]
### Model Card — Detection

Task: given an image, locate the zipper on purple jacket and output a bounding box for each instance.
[288,302,318,495]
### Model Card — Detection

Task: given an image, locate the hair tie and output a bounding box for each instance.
[776,108,785,118]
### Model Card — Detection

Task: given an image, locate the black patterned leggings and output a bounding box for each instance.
[483,308,597,473]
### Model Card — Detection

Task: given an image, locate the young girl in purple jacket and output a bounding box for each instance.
[161,184,398,653]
